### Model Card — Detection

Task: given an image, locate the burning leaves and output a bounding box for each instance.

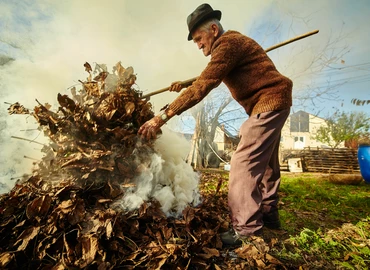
[7,62,156,186]
[1,61,208,268]
[1,62,284,269]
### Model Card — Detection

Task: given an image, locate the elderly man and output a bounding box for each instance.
[138,3,292,246]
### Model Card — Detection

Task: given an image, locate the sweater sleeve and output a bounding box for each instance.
[168,35,241,115]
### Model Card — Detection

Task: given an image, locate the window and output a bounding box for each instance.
[294,136,304,142]
[290,111,309,132]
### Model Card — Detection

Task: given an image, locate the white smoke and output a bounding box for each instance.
[1,0,368,194]
[117,127,201,216]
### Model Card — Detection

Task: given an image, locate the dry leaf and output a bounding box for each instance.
[15,226,41,251]
[79,235,99,267]
[106,221,113,239]
[124,102,135,116]
[26,195,52,220]
[93,71,108,81]
[0,252,14,267]
[84,62,92,73]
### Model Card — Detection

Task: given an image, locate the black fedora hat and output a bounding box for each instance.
[187,3,222,41]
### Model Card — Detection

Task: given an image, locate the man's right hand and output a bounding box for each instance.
[169,81,183,92]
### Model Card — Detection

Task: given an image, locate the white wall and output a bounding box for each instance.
[214,126,226,151]
[280,113,343,150]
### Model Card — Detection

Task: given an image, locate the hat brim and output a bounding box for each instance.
[187,10,221,41]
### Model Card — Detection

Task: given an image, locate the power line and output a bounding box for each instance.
[299,75,370,91]
[293,61,370,78]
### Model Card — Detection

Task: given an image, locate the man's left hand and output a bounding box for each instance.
[138,116,164,140]
[169,81,183,92]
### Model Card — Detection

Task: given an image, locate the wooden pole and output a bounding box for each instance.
[141,29,319,99]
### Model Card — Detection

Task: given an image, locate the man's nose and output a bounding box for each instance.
[197,42,203,49]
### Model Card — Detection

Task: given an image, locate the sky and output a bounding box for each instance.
[0,0,370,190]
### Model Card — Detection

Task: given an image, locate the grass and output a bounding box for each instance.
[199,170,370,269]
[277,173,370,269]
[279,173,370,235]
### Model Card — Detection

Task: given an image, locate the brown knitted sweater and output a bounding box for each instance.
[168,30,293,116]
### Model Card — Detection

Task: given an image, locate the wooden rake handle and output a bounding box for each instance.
[141,29,319,99]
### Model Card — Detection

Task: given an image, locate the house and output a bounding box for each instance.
[209,112,331,170]
[178,111,343,170]
[279,110,346,172]
[281,110,337,150]
[176,123,239,168]
[213,124,239,154]
[214,112,330,154]
[215,111,336,152]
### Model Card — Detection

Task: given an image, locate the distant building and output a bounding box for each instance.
[176,123,239,168]
[213,124,239,154]
[280,110,344,150]
[178,111,347,170]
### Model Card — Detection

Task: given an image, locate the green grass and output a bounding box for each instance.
[279,173,370,235]
[277,218,370,269]
[277,173,370,269]
[200,170,370,269]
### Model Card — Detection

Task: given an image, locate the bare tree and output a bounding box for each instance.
[186,88,235,168]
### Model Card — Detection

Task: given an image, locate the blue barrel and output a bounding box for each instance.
[358,145,370,183]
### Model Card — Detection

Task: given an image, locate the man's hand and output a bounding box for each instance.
[138,115,165,140]
[169,81,183,92]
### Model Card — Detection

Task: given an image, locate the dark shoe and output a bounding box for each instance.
[264,219,281,229]
[263,211,281,230]
[220,229,242,246]
[220,229,260,246]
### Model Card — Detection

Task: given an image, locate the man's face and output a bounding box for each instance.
[192,26,217,56]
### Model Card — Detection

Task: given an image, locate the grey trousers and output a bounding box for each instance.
[229,109,290,235]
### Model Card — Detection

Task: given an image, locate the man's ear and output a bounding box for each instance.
[211,24,219,37]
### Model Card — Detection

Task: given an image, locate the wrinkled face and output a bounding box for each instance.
[191,25,218,56]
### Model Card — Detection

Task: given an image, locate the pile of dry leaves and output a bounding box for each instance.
[0,62,282,269]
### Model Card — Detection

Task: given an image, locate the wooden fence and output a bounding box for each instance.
[300,148,360,173]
